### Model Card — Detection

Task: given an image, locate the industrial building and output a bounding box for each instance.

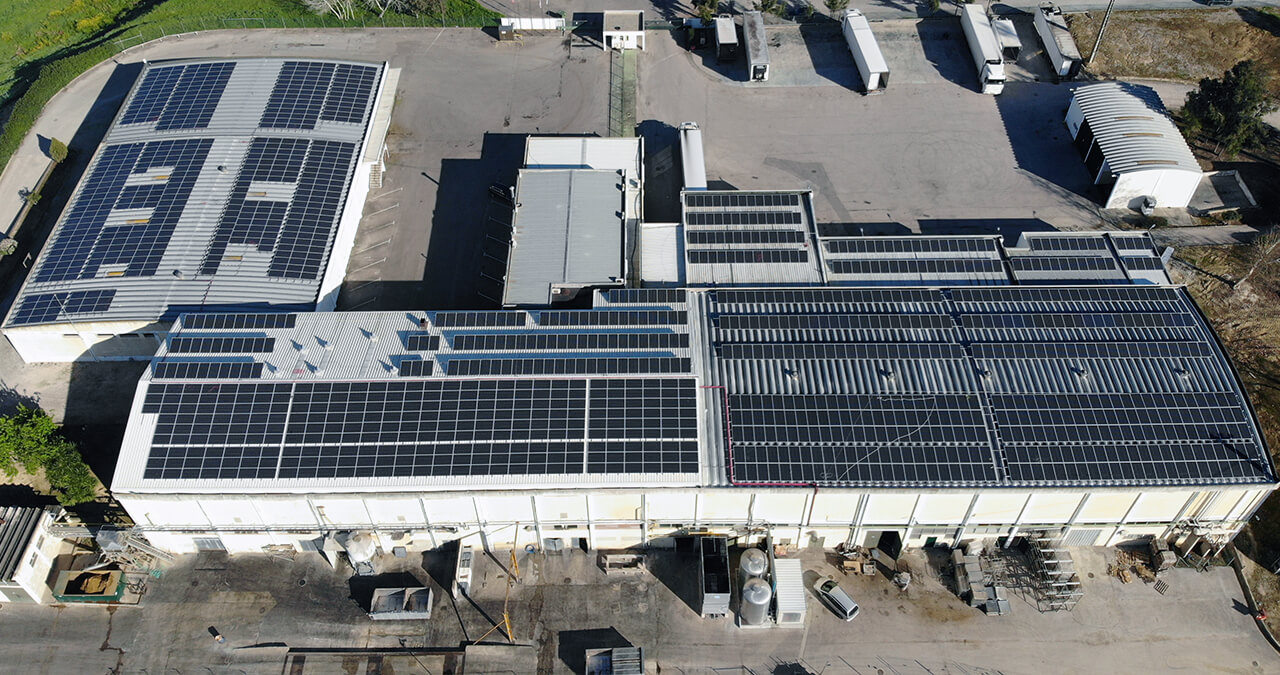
[111,225,1275,555]
[0,506,63,604]
[503,137,642,306]
[3,58,392,362]
[1066,82,1203,210]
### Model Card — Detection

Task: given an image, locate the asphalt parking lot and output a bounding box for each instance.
[0,546,1273,674]
[638,18,1103,234]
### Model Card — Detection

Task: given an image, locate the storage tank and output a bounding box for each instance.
[739,547,768,587]
[740,577,772,626]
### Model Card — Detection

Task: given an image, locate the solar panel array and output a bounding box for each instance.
[5,58,382,330]
[709,286,1273,488]
[818,236,1011,286]
[131,290,701,484]
[682,191,822,286]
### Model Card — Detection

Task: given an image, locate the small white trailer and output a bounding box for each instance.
[743,11,770,82]
[713,15,739,63]
[1034,4,1082,80]
[991,17,1022,61]
[960,5,1006,95]
[679,121,707,191]
[842,10,889,93]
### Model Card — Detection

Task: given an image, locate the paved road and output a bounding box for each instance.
[1151,223,1264,247]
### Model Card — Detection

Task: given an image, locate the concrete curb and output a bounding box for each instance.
[1228,544,1280,656]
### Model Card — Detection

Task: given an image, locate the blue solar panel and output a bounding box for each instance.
[321,64,379,124]
[268,140,357,279]
[8,289,116,326]
[260,61,335,130]
[34,139,212,283]
[120,66,185,125]
[154,62,235,130]
[201,138,310,274]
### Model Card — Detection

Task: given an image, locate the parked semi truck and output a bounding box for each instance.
[842,10,889,93]
[743,11,770,81]
[1034,4,1082,80]
[960,5,1005,95]
[714,15,738,63]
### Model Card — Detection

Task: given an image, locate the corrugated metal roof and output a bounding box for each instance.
[0,506,42,583]
[524,137,641,176]
[772,558,807,620]
[639,222,683,284]
[682,190,823,286]
[1038,6,1081,60]
[1072,82,1200,175]
[4,58,385,331]
[504,170,625,306]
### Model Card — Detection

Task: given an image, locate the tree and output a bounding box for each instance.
[303,0,357,20]
[823,0,848,17]
[1183,60,1279,156]
[697,0,716,24]
[49,138,68,164]
[0,405,99,506]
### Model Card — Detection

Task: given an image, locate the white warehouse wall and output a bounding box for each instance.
[116,484,1276,555]
[1106,168,1202,209]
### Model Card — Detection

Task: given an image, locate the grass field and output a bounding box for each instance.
[1068,8,1280,98]
[0,0,498,171]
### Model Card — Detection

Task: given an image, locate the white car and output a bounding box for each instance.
[814,577,860,621]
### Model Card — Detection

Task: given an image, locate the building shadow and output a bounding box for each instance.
[917,217,1056,242]
[347,571,424,613]
[797,23,862,89]
[637,120,682,223]
[993,83,1098,201]
[645,546,702,615]
[817,222,911,236]
[1235,6,1280,35]
[556,627,632,675]
[916,17,974,89]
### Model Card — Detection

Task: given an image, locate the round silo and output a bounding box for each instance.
[739,547,768,587]
[740,577,772,626]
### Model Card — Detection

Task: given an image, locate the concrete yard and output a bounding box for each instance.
[0,546,1273,674]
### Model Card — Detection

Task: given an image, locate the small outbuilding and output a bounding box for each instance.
[1066,82,1202,210]
[602,11,645,50]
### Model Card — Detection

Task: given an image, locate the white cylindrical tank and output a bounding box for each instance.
[739,547,767,587]
[740,577,772,626]
[343,532,377,563]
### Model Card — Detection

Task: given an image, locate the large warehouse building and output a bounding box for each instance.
[111,226,1276,556]
[3,57,392,362]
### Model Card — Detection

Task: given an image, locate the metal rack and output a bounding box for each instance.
[1027,532,1083,612]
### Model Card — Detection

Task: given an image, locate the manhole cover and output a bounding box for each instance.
[298,579,307,587]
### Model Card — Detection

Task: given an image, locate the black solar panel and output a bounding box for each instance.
[537,310,687,326]
[34,138,213,283]
[688,250,808,265]
[451,332,689,351]
[827,259,1006,276]
[9,289,115,326]
[718,313,954,331]
[447,357,691,376]
[260,61,336,130]
[713,288,945,308]
[1122,256,1166,271]
[686,211,803,226]
[268,140,357,279]
[398,359,435,377]
[824,238,999,255]
[1110,235,1155,251]
[685,192,800,208]
[688,230,807,245]
[587,441,699,474]
[604,288,687,304]
[1026,236,1110,252]
[152,361,265,379]
[169,337,275,354]
[182,314,297,330]
[718,342,963,360]
[432,311,527,328]
[1009,256,1119,272]
[321,64,380,124]
[121,66,186,124]
[145,446,280,480]
[201,137,310,274]
[588,378,698,439]
[404,333,440,351]
[155,62,235,130]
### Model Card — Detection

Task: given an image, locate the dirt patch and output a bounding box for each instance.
[1068,8,1280,98]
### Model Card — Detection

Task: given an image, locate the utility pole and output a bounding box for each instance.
[1087,0,1117,66]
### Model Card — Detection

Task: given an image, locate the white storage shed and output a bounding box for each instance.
[1066,83,1202,210]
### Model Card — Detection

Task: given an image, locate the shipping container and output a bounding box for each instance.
[842,10,889,93]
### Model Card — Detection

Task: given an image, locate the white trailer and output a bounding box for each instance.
[743,11,770,82]
[1034,5,1082,80]
[842,10,889,93]
[713,15,738,63]
[679,121,707,191]
[960,5,1006,95]
[991,17,1022,61]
